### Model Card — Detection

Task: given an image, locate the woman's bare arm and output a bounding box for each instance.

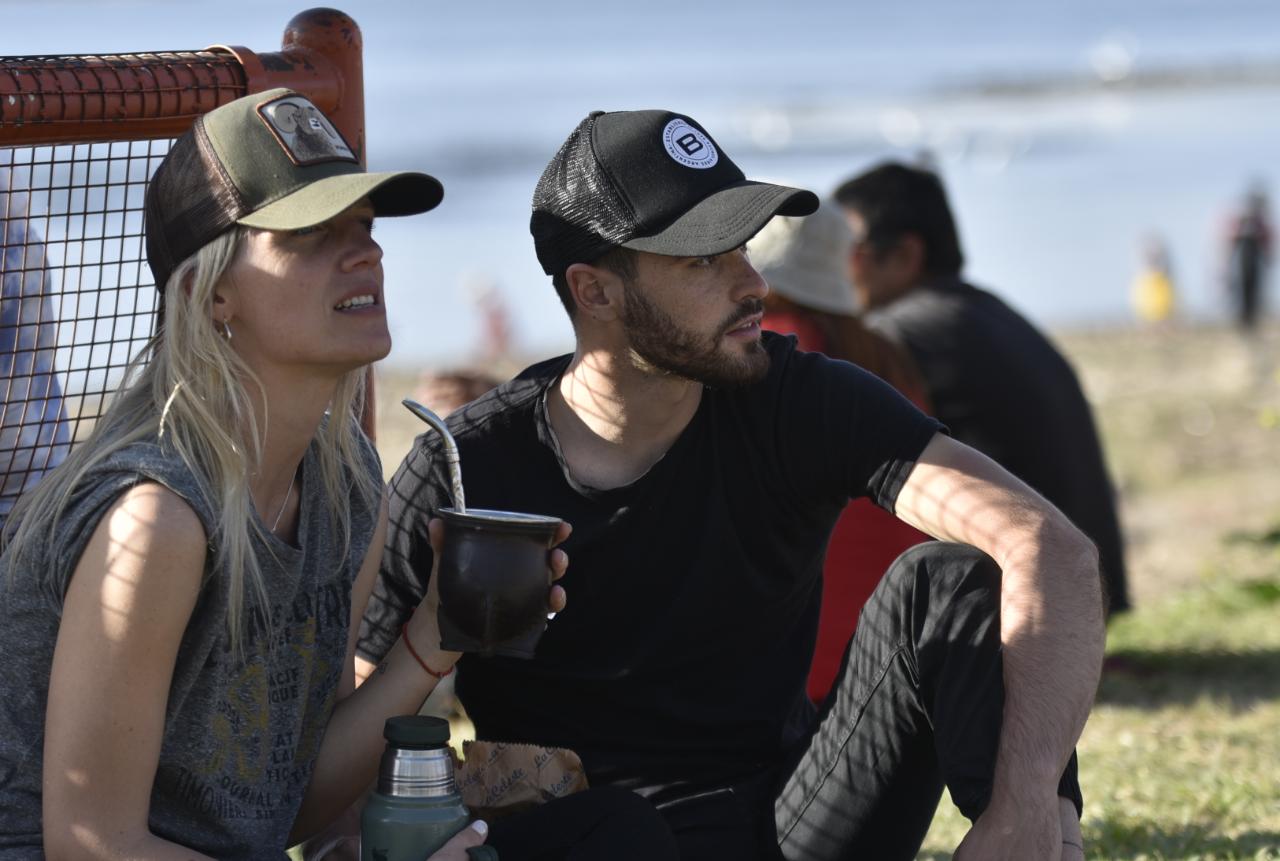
[43,482,217,860]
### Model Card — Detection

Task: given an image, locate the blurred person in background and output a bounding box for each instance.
[416,368,502,418]
[834,161,1130,615]
[0,181,72,532]
[462,273,516,369]
[1130,233,1177,327]
[748,200,931,703]
[1221,181,1272,333]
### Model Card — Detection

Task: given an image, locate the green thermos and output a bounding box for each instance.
[361,715,497,861]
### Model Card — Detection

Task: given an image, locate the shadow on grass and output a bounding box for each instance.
[1097,648,1280,709]
[1224,524,1280,547]
[915,823,1280,860]
[1085,816,1280,858]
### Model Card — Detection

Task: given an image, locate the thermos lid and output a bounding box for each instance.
[383,715,451,748]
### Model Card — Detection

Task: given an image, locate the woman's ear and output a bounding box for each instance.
[565,263,621,323]
[208,269,239,320]
[208,289,234,330]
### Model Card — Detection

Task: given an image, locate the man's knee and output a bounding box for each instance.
[879,542,1000,604]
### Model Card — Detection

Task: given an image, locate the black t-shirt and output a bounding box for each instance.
[358,333,941,802]
[867,278,1128,611]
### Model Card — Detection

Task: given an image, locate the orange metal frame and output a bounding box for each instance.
[0,7,377,435]
[0,9,365,158]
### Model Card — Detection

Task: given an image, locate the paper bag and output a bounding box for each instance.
[455,739,588,820]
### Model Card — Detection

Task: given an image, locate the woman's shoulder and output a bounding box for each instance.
[83,439,219,536]
[97,479,209,554]
[2,440,213,607]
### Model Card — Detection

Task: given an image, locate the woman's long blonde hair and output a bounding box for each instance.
[3,228,379,655]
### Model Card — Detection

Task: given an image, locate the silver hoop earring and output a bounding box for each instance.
[220,320,233,341]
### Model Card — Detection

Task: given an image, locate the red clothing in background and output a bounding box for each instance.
[763,310,931,703]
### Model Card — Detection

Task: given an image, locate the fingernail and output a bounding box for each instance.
[471,819,488,836]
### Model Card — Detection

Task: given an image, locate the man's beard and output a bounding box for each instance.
[620,283,770,388]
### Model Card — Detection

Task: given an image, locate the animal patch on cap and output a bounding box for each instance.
[256,93,357,166]
[661,118,718,169]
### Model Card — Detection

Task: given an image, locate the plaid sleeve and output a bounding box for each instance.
[356,436,443,662]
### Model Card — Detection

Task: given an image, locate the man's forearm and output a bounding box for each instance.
[893,434,1106,795]
[990,527,1104,802]
[895,435,1106,858]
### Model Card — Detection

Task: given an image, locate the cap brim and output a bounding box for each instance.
[236,170,444,230]
[621,180,818,259]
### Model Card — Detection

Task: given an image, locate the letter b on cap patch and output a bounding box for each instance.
[662,119,718,169]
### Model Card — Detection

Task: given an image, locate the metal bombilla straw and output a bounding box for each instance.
[401,399,466,514]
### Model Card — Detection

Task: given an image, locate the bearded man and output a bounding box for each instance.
[358,110,1103,861]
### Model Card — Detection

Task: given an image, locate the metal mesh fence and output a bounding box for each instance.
[1,24,364,521]
[1,138,170,520]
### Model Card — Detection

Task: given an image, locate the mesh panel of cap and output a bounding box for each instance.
[144,120,242,291]
[530,112,637,277]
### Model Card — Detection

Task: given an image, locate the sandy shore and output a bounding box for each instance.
[1057,322,1280,605]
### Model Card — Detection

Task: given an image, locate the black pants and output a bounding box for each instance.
[653,542,1081,859]
[477,543,1080,860]
[489,786,680,860]
[772,542,1082,861]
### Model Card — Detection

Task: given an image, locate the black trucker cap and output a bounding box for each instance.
[145,88,444,290]
[530,109,818,277]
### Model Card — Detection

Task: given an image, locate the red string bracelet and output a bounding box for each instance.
[401,621,454,679]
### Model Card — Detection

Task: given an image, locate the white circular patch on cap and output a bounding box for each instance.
[662,119,718,169]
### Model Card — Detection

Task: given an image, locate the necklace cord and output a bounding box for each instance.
[269,479,293,533]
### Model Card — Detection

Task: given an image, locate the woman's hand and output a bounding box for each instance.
[427,820,490,860]
[405,518,571,665]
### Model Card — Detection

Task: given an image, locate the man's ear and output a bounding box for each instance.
[565,262,622,323]
[893,234,926,281]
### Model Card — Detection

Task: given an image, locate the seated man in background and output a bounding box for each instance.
[835,162,1130,615]
[748,200,931,703]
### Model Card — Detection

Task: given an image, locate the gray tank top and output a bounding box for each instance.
[0,431,381,859]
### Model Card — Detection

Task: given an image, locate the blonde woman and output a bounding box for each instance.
[0,90,572,859]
